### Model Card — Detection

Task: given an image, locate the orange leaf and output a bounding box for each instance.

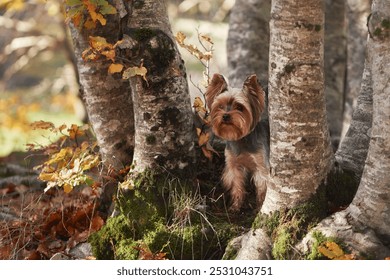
[31,120,55,131]
[68,124,84,140]
[89,36,111,51]
[318,241,345,260]
[108,63,124,74]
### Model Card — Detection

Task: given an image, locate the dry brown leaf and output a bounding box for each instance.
[31,120,56,131]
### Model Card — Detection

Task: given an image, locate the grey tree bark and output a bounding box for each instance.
[299,0,390,259]
[262,0,333,214]
[120,0,195,177]
[335,57,372,179]
[69,11,135,171]
[324,0,346,149]
[342,0,371,137]
[227,0,271,88]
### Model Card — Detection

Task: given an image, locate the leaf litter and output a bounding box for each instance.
[0,174,104,260]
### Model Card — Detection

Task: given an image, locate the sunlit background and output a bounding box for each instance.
[0,0,234,158]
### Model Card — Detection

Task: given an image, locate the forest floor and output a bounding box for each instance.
[0,152,104,260]
[0,147,258,260]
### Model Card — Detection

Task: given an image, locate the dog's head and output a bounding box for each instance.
[205,74,265,141]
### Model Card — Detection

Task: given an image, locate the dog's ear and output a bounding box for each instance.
[243,74,265,119]
[205,73,228,110]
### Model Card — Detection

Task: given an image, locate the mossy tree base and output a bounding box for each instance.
[89,170,240,260]
[240,167,361,260]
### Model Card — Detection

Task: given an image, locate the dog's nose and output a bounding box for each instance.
[222,114,230,122]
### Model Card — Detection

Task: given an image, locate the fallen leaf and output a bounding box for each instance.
[318,241,346,260]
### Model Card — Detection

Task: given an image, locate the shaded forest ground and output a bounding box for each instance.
[0,142,262,259]
[0,152,104,259]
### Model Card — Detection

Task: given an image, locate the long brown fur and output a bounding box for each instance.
[206,74,269,212]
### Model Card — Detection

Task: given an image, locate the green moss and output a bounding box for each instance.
[115,239,140,260]
[88,214,134,260]
[116,172,174,238]
[251,183,328,259]
[305,231,355,260]
[272,225,294,260]
[305,231,333,260]
[222,242,238,260]
[252,211,281,236]
[90,169,237,260]
[315,24,322,32]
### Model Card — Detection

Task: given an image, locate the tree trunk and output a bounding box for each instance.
[68,2,136,213]
[335,57,372,179]
[227,0,271,88]
[348,0,390,244]
[69,10,135,171]
[119,0,195,177]
[262,0,333,213]
[299,0,390,259]
[342,0,371,137]
[324,0,346,149]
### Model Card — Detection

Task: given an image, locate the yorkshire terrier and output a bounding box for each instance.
[206,73,270,212]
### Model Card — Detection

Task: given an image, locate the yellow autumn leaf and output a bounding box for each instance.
[101,49,116,61]
[89,10,106,25]
[63,184,73,193]
[31,120,56,131]
[46,147,73,166]
[57,124,67,133]
[175,31,187,46]
[108,63,124,74]
[89,36,111,51]
[200,34,214,45]
[68,124,85,140]
[39,172,57,182]
[318,241,345,260]
[123,65,148,84]
[82,154,100,171]
[84,18,97,29]
[1,0,24,11]
[193,97,205,111]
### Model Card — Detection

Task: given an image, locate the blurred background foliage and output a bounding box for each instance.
[0,0,233,158]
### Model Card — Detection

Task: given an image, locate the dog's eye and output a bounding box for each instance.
[218,105,224,109]
[235,104,244,111]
